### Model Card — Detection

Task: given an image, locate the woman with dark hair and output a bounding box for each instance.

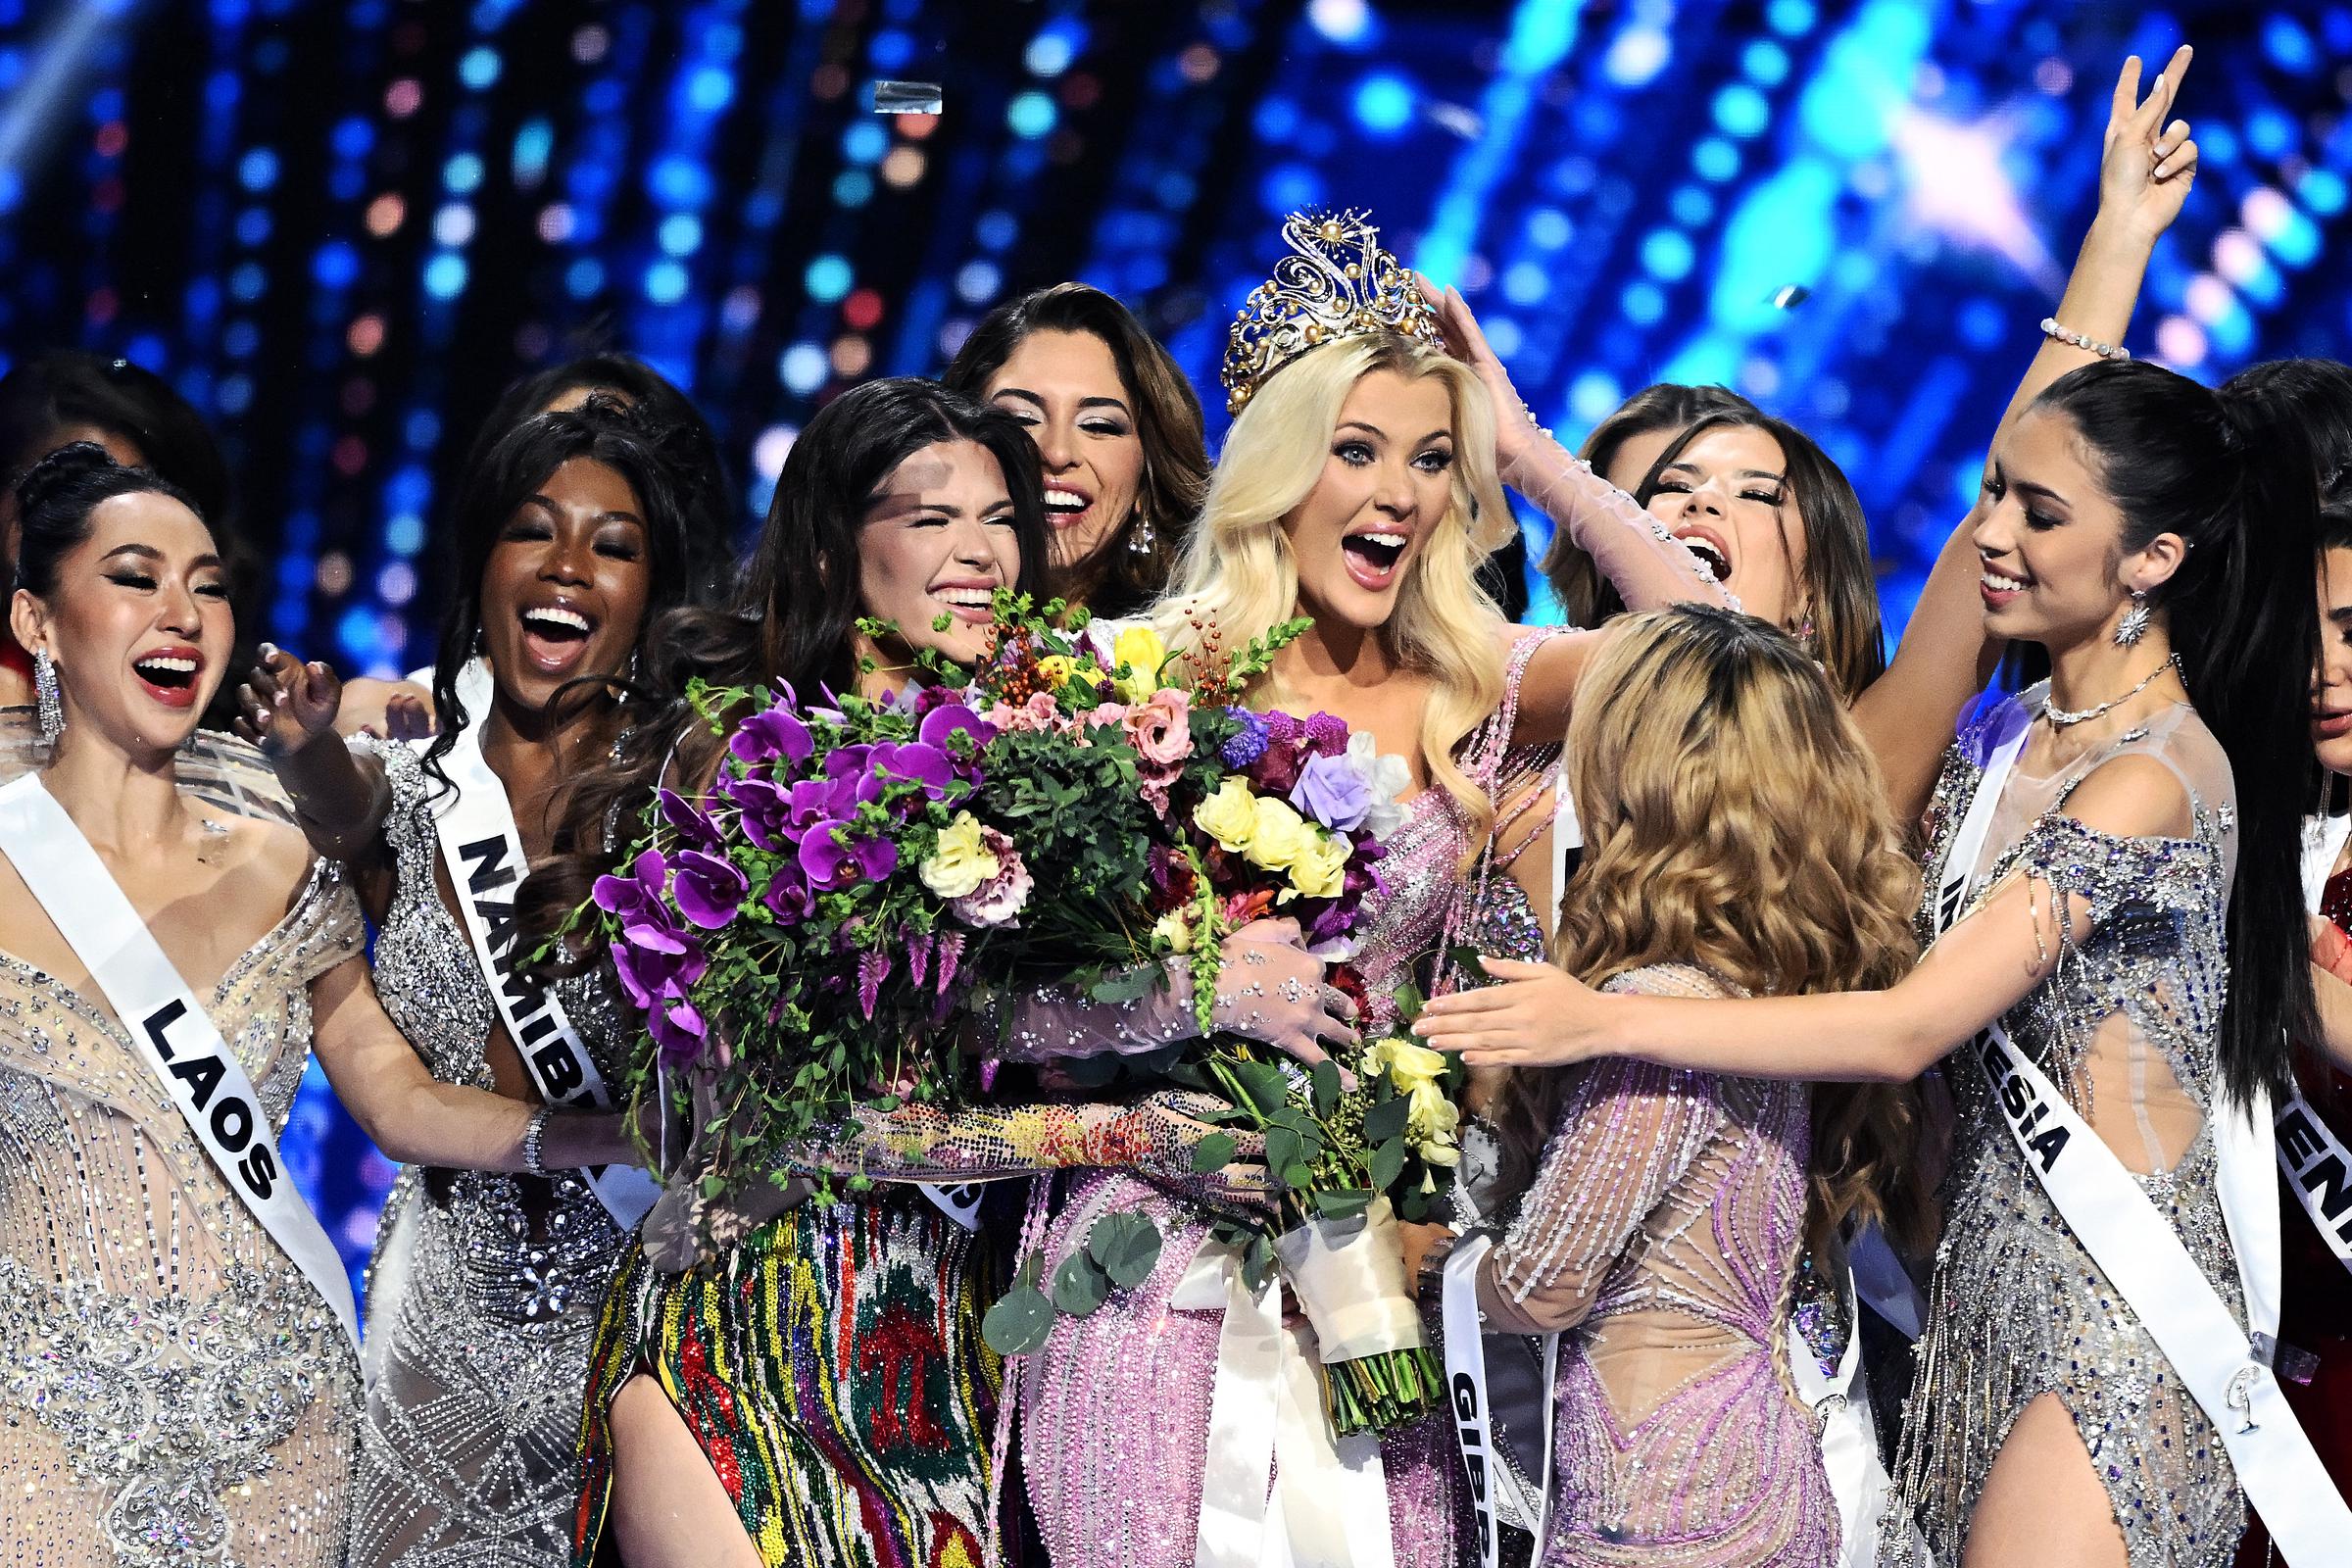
[944,281,1209,619]
[522,376,1343,1568]
[233,399,715,1568]
[0,443,635,1566]
[0,350,240,716]
[1422,348,2327,1564]
[1540,382,1761,625]
[340,350,737,742]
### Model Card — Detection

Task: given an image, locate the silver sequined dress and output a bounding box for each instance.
[346,740,632,1568]
[0,729,364,1568]
[1887,690,2244,1566]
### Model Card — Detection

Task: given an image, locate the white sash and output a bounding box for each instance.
[427,720,660,1231]
[1933,713,2350,1563]
[920,1182,986,1230]
[1785,1257,1931,1567]
[2286,814,2352,1276]
[1440,1237,1553,1568]
[0,774,360,1346]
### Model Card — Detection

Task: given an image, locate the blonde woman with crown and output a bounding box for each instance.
[1011,210,1731,1568]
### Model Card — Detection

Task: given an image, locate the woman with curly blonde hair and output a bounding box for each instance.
[1017,209,1731,1568]
[1417,604,1925,1565]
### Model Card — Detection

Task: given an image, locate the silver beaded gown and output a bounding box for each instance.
[345,740,632,1568]
[0,722,364,1568]
[1887,689,2245,1566]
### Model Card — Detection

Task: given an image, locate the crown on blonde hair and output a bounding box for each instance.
[1219,209,1443,416]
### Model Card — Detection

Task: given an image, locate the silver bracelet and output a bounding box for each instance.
[2040,316,2131,362]
[521,1104,554,1177]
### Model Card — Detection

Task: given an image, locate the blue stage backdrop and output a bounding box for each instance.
[3,0,2344,1298]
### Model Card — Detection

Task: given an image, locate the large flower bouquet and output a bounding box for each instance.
[964,605,1469,1436]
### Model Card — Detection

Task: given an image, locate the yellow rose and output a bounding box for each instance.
[1405,1081,1461,1147]
[1286,830,1349,900]
[1193,776,1258,853]
[1370,1036,1447,1095]
[918,810,1001,900]
[1070,661,1105,689]
[1241,795,1311,872]
[1418,1140,1462,1168]
[1037,654,1075,688]
[1151,910,1196,955]
[1111,625,1169,703]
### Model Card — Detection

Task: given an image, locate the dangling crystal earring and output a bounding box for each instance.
[33,647,63,745]
[2114,588,2150,648]
[1127,511,1156,555]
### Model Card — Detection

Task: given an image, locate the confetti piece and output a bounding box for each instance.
[872,79,944,115]
[1771,284,1812,310]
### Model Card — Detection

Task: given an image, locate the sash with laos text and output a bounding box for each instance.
[0,773,360,1346]
[425,717,661,1230]
[1930,711,2349,1564]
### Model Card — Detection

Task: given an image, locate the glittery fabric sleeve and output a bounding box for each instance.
[987,960,1202,1063]
[2005,810,2206,935]
[1500,434,1739,616]
[1475,969,1728,1336]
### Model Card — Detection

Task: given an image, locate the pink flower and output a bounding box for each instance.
[1085,701,1130,729]
[948,827,1032,927]
[1122,688,1193,767]
[983,691,1062,734]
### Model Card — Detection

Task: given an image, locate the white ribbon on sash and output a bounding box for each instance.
[0,773,361,1346]
[1172,1237,1394,1568]
[426,718,660,1231]
[1784,1253,1931,1567]
[2289,813,2352,1275]
[1931,711,2352,1563]
[1439,1236,1553,1568]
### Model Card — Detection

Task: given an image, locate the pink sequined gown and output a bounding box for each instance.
[1467,964,1836,1566]
[1018,440,1728,1568]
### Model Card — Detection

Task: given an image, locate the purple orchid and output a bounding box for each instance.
[868,740,956,803]
[800,820,901,889]
[671,849,750,930]
[658,788,725,853]
[918,702,997,752]
[648,994,709,1065]
[722,774,797,852]
[730,705,814,770]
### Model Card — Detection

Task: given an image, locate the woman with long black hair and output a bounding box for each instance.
[236,398,719,1568]
[1419,350,2328,1566]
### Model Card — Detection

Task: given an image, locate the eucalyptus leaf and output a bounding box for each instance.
[1364,1096,1412,1144]
[1265,1127,1304,1177]
[1369,1138,1406,1195]
[1190,1131,1240,1173]
[1310,1059,1342,1118]
[1314,1187,1373,1220]
[982,1286,1055,1355]
[1085,1210,1163,1290]
[1052,1250,1111,1315]
[1233,1059,1293,1114]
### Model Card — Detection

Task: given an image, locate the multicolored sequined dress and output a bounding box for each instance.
[346,739,635,1568]
[1017,629,1562,1568]
[1889,690,2244,1566]
[1468,963,1836,1565]
[0,728,364,1568]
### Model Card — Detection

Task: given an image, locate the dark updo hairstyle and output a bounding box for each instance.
[0,353,230,529]
[517,377,1049,947]
[944,282,1208,619]
[471,351,737,600]
[419,397,702,791]
[1541,382,1760,627]
[13,441,205,599]
[2034,358,2320,1104]
[2222,357,2352,506]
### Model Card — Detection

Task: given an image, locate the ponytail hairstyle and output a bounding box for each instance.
[1540,382,1759,626]
[2221,357,2352,506]
[517,377,1049,952]
[2034,358,2320,1104]
[13,441,204,598]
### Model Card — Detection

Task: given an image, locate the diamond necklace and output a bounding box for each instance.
[2044,653,2181,729]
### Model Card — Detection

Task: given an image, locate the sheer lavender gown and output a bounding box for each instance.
[1016,436,1731,1568]
[1462,963,1837,1566]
